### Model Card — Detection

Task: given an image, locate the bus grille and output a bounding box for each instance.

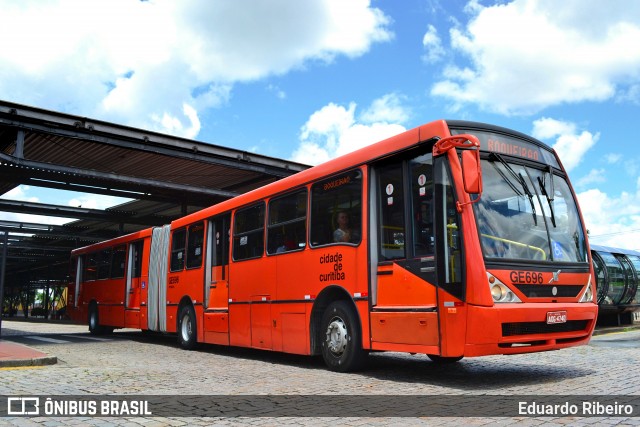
[513,284,583,298]
[502,320,588,337]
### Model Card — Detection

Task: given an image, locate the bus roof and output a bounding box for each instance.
[171,119,559,229]
[70,119,563,253]
[171,119,452,229]
[71,227,153,256]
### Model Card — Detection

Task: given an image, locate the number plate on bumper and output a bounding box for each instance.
[547,311,567,324]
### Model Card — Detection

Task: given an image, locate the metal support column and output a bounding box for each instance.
[0,231,8,336]
[15,130,25,159]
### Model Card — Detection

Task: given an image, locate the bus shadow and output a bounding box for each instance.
[121,331,590,389]
[120,330,329,370]
[362,352,591,390]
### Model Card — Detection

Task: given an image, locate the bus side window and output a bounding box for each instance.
[439,162,463,286]
[186,222,205,269]
[111,245,126,278]
[211,215,230,268]
[131,240,143,278]
[377,163,405,260]
[310,169,362,247]
[233,203,265,261]
[267,190,307,254]
[96,248,112,280]
[171,228,187,271]
[410,153,435,257]
[84,252,97,281]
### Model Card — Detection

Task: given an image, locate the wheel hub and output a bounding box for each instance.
[181,314,192,340]
[325,317,348,355]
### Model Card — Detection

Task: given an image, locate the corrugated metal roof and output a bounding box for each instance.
[0,99,308,288]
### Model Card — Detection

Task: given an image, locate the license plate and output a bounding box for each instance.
[547,311,567,324]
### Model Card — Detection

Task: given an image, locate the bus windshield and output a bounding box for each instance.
[473,155,588,263]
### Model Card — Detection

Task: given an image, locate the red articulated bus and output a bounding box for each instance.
[67,120,598,372]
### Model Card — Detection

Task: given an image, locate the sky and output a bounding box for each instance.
[1,0,640,250]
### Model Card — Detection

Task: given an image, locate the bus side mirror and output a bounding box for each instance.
[432,133,482,212]
[461,149,482,195]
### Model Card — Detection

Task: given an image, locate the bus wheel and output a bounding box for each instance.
[320,301,366,372]
[427,354,463,363]
[178,305,198,350]
[88,304,100,335]
[88,304,112,335]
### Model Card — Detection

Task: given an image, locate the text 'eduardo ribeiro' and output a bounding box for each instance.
[518,400,635,416]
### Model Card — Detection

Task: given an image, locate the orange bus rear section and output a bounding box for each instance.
[67,228,152,335]
[67,119,598,372]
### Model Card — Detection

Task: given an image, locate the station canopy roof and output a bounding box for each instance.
[0,99,309,288]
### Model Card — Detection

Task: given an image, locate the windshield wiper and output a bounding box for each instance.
[489,153,523,196]
[537,168,556,227]
[518,172,537,225]
[489,153,537,225]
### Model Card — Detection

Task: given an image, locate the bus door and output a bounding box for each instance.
[74,256,82,309]
[370,150,440,348]
[203,213,231,344]
[124,241,144,328]
[432,155,466,357]
[124,242,139,309]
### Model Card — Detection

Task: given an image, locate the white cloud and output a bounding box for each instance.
[1,185,38,203]
[578,187,640,250]
[576,169,606,188]
[1,212,69,226]
[7,185,132,212]
[576,160,640,251]
[67,195,132,211]
[624,159,639,177]
[0,185,132,225]
[0,186,57,224]
[531,117,577,140]
[266,84,287,100]
[359,93,410,124]
[532,118,599,171]
[291,94,408,165]
[422,25,445,63]
[0,0,392,138]
[430,0,640,115]
[551,133,599,172]
[616,84,640,105]
[150,103,201,140]
[605,153,622,164]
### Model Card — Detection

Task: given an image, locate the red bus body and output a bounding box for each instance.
[68,119,598,371]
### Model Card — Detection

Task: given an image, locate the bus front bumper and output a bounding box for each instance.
[463,302,598,357]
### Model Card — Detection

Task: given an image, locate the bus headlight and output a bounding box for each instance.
[491,284,506,300]
[487,273,521,303]
[579,275,594,303]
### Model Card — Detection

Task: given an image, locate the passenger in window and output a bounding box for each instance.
[334,211,354,243]
[274,233,287,253]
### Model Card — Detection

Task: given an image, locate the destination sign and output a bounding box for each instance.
[451,129,560,168]
[316,169,362,194]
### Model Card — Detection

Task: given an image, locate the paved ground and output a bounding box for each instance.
[0,320,639,426]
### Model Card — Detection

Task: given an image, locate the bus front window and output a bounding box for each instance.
[474,158,587,263]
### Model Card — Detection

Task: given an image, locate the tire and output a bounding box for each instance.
[427,354,463,363]
[88,304,113,335]
[320,300,366,372]
[178,304,198,350]
[88,304,100,335]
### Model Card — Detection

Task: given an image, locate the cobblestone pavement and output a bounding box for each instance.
[1,320,639,426]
